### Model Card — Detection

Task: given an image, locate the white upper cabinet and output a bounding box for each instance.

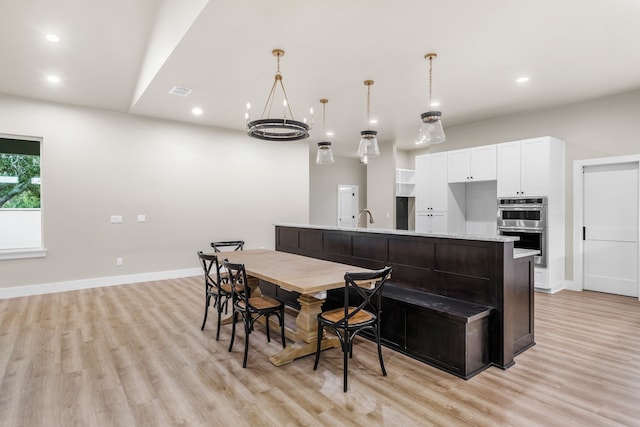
[447,145,497,183]
[415,152,465,234]
[497,137,562,197]
[415,155,429,211]
[430,152,449,211]
[416,153,448,211]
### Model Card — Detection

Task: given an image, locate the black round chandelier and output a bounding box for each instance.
[246,49,310,142]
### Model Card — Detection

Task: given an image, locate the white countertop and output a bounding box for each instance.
[275,223,519,243]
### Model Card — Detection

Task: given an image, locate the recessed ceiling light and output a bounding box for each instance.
[516,76,530,84]
[430,101,441,107]
[192,107,203,116]
[368,119,378,125]
[325,131,334,137]
[47,75,60,83]
[46,33,60,43]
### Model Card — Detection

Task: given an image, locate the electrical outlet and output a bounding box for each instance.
[116,257,123,266]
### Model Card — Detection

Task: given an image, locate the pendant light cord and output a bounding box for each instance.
[428,55,433,107]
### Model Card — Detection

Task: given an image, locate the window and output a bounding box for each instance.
[0,136,45,258]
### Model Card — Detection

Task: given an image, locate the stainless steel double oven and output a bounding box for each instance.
[497,197,547,267]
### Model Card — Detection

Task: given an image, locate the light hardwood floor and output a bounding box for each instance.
[1,277,639,426]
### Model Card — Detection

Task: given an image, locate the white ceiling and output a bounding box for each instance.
[2,0,640,157]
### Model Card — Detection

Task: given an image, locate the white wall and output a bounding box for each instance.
[409,89,640,280]
[0,94,309,289]
[464,181,498,236]
[366,139,396,230]
[309,149,366,226]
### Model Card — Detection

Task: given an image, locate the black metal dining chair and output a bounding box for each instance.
[197,251,244,341]
[313,266,392,392]
[223,260,286,368]
[211,240,244,253]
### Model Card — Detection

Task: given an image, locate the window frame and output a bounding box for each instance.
[0,133,46,260]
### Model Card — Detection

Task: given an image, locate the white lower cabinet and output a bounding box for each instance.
[534,267,547,289]
[416,211,447,233]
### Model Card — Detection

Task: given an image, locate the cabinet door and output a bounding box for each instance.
[415,212,429,233]
[520,138,550,196]
[470,144,497,181]
[447,149,470,183]
[415,155,429,211]
[430,212,448,233]
[497,141,522,197]
[430,152,449,211]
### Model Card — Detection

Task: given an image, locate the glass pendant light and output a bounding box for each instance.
[418,53,446,145]
[315,98,335,165]
[357,80,380,160]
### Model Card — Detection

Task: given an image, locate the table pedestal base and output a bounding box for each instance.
[221,278,340,366]
[269,294,339,366]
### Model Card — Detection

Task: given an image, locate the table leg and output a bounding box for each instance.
[268,294,340,367]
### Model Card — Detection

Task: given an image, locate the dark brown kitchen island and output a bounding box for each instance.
[273,224,536,379]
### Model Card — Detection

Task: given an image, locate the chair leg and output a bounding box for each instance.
[280,308,286,348]
[265,314,271,343]
[313,322,324,370]
[229,310,237,352]
[215,296,223,341]
[200,294,211,331]
[243,314,250,368]
[376,326,387,376]
[343,331,350,392]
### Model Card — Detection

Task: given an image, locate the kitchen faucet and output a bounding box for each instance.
[358,209,375,228]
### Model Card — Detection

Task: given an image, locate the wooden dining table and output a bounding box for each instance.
[214,248,373,366]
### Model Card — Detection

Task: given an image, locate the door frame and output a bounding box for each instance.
[572,154,640,298]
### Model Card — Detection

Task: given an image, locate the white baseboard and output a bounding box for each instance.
[562,280,582,292]
[535,280,566,294]
[0,268,201,300]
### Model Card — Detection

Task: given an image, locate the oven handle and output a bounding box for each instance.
[498,226,544,233]
[498,205,544,211]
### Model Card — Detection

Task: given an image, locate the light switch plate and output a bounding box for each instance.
[137,214,146,223]
[110,215,123,224]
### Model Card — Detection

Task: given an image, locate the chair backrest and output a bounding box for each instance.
[222,260,249,301]
[340,266,392,327]
[198,251,221,291]
[211,241,245,252]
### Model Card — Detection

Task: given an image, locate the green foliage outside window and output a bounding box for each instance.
[0,153,41,208]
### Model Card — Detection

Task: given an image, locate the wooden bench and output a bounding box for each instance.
[378,284,493,379]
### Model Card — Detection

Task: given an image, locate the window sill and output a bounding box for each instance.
[0,248,47,260]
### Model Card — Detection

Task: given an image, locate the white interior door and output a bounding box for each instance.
[337,185,358,227]
[583,163,639,297]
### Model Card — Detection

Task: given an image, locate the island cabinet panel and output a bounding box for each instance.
[512,255,535,355]
[388,237,433,267]
[299,229,323,253]
[324,232,352,258]
[277,227,300,250]
[275,225,534,375]
[352,235,388,264]
[433,241,493,279]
